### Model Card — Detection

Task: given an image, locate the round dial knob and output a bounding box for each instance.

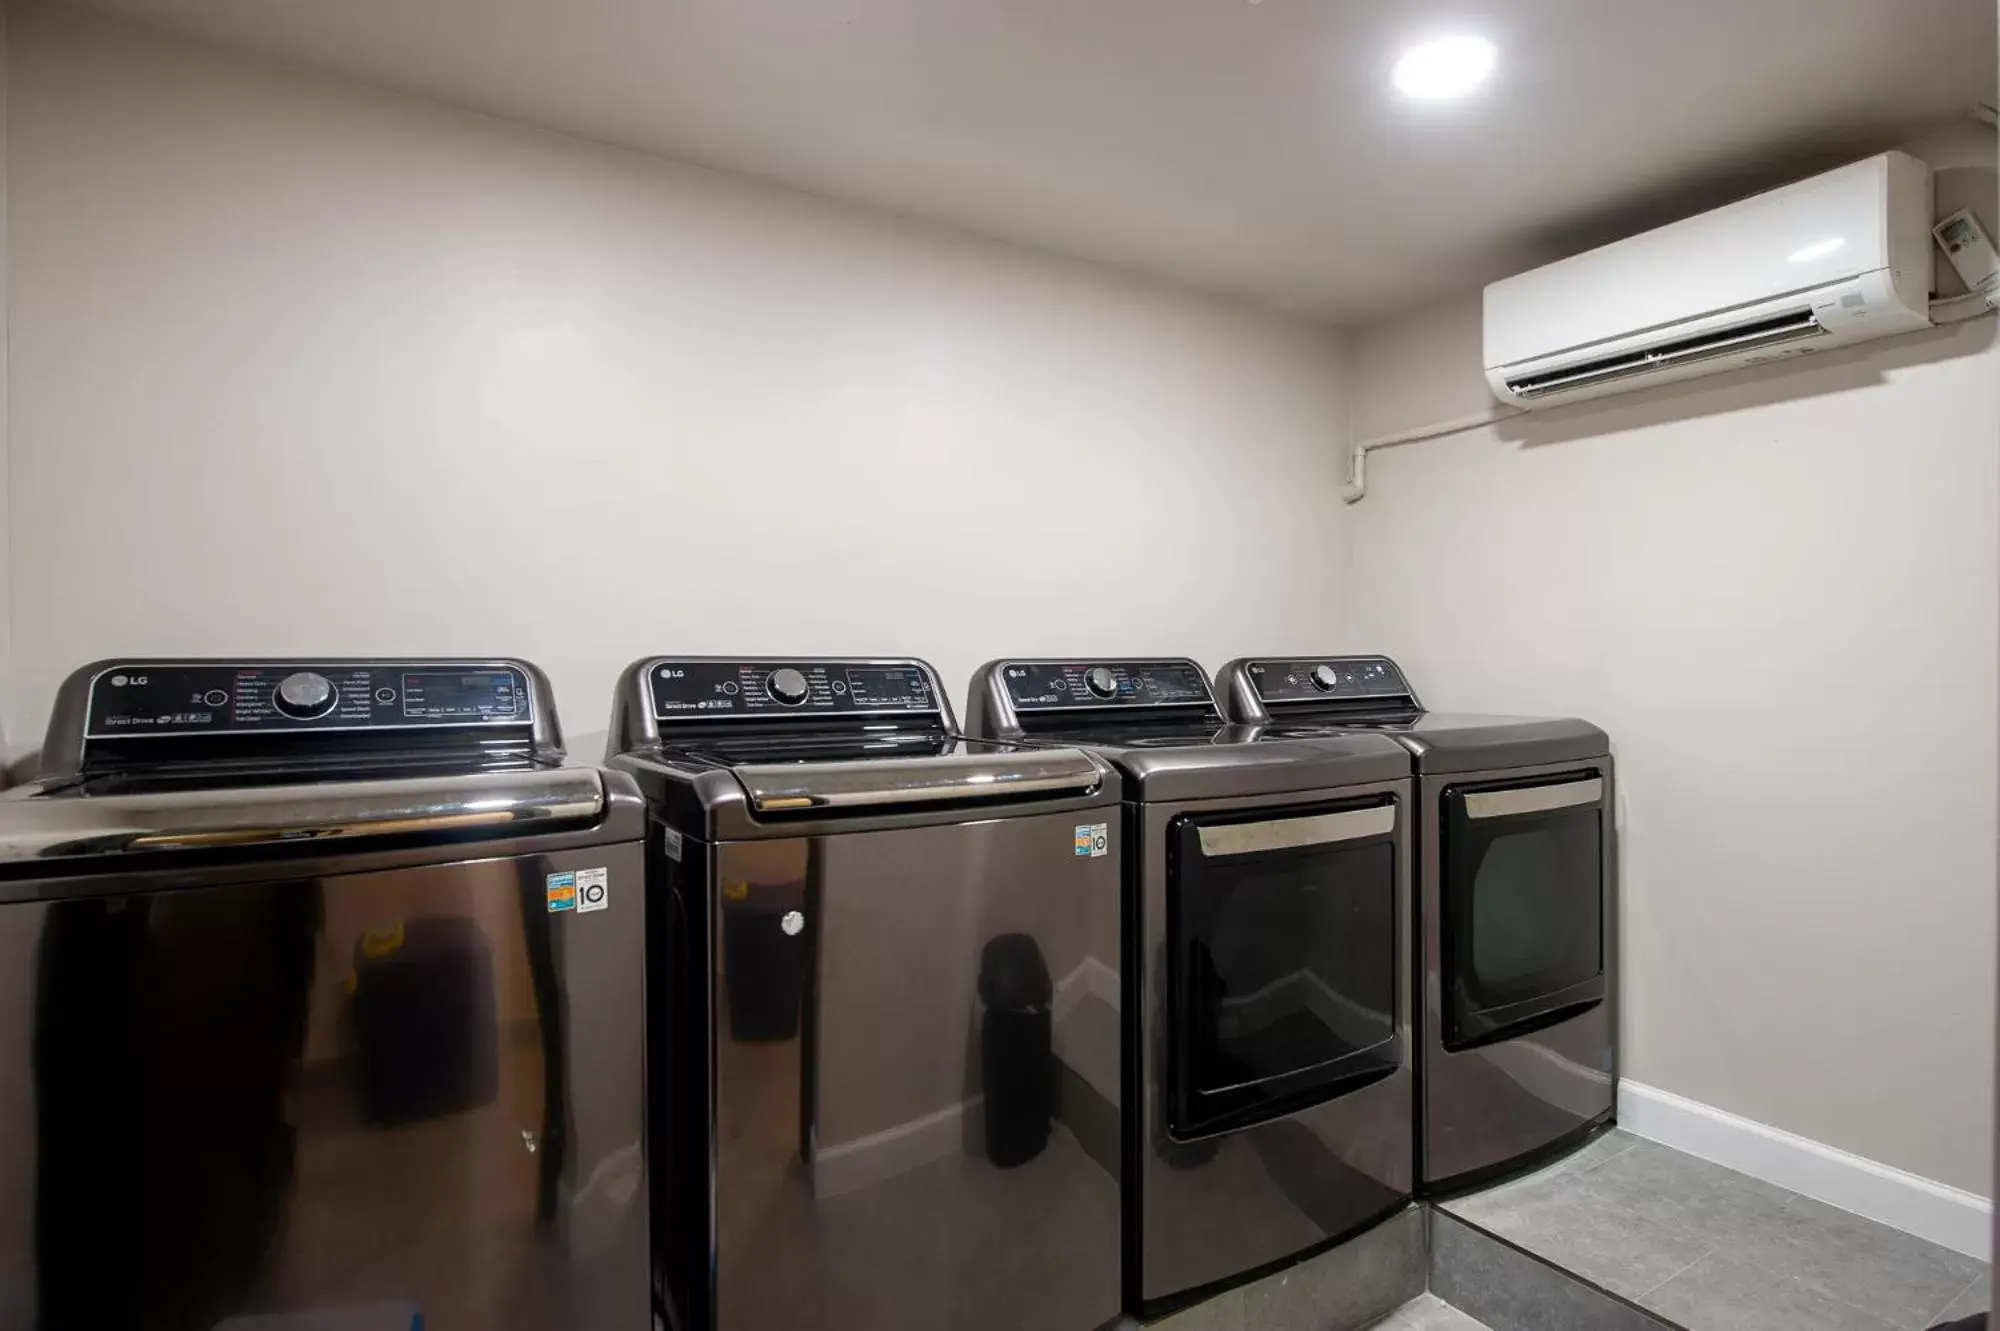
[766,667,811,706]
[1311,664,1342,692]
[274,670,338,718]
[1085,666,1120,699]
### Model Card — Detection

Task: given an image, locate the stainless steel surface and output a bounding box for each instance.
[1421,759,1614,1189]
[1462,778,1605,820]
[1094,730,1412,803]
[0,768,609,861]
[738,747,1104,812]
[1135,780,1413,1307]
[608,657,959,757]
[704,810,1122,1331]
[39,657,566,780]
[1194,804,1397,857]
[0,838,648,1330]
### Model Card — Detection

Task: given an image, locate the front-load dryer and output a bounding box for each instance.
[966,658,1415,1317]
[1217,655,1614,1195]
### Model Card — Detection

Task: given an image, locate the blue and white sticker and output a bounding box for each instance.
[548,867,609,913]
[1074,823,1109,858]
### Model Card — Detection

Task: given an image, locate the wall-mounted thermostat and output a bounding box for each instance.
[1933,208,2000,309]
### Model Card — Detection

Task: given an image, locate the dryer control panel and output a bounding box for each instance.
[1243,657,1414,706]
[648,659,943,721]
[999,660,1214,711]
[83,661,533,738]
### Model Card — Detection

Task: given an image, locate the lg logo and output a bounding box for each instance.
[110,674,149,687]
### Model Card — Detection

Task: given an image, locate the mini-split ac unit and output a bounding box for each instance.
[1484,152,1934,410]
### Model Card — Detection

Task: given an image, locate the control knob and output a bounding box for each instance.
[274,671,338,719]
[766,667,811,706]
[1311,664,1342,692]
[1085,666,1120,699]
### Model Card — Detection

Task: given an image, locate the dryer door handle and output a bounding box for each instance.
[1195,803,1396,857]
[1462,777,1604,820]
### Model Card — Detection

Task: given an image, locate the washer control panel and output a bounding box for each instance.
[1244,657,1412,705]
[1001,660,1213,711]
[649,659,941,720]
[84,662,533,737]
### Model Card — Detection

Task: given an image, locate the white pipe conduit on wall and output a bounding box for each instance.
[1340,405,1525,505]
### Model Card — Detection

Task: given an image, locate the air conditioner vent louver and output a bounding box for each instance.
[1504,307,1828,401]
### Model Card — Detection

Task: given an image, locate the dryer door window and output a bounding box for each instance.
[1441,774,1606,1051]
[1166,797,1401,1140]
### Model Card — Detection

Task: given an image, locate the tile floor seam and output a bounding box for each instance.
[1627,1244,1720,1303]
[1924,1272,1986,1328]
[1637,1247,1724,1307]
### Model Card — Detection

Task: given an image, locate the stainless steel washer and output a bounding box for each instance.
[1217,655,1614,1194]
[606,657,1124,1331]
[0,657,649,1330]
[966,658,1415,1317]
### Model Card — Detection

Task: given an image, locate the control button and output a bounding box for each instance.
[832,680,847,695]
[273,671,338,719]
[375,687,397,705]
[203,689,229,708]
[767,667,811,706]
[1311,664,1341,692]
[720,681,739,696]
[1085,666,1119,699]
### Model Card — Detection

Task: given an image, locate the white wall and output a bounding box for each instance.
[1342,279,1999,1195]
[5,6,1352,750]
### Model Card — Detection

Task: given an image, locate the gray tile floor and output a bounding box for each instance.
[1441,1130,1990,1331]
[1364,1293,1496,1330]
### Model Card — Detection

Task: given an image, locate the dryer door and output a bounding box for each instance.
[1166,796,1402,1139]
[1439,773,1606,1051]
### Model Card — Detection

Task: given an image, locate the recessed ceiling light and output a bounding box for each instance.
[1392,34,1497,102]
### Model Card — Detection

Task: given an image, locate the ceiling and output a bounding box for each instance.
[65,0,1998,323]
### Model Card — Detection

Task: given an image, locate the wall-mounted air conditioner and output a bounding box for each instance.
[1484,152,1934,410]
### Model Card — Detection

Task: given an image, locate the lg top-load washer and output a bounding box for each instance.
[965,658,1415,1317]
[0,657,649,1330]
[1216,655,1614,1194]
[604,656,1124,1331]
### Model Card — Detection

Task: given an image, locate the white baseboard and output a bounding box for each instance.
[1617,1079,1993,1259]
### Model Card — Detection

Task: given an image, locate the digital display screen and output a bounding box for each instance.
[1137,665,1209,702]
[844,666,934,709]
[403,671,523,720]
